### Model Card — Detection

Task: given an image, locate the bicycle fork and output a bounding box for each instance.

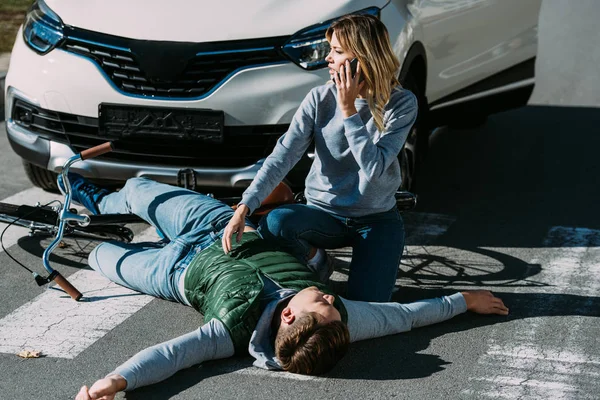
[37,142,114,301]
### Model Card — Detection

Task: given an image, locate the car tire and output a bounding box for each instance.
[22,161,58,192]
[399,73,428,192]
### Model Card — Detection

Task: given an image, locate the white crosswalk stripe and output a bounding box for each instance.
[462,226,600,399]
[0,268,155,358]
[0,188,160,358]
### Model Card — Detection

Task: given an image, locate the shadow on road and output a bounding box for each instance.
[414,105,600,247]
[330,288,600,382]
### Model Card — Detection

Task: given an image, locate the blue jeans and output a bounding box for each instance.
[87,178,252,304]
[258,204,404,302]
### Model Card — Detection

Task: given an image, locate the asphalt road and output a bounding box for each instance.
[1,1,600,399]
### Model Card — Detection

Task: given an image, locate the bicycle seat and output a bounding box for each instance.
[253,182,295,216]
[231,182,295,217]
[395,190,417,211]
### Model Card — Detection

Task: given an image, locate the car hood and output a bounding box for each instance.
[46,0,389,42]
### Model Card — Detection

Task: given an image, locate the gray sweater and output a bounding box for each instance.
[112,276,467,390]
[241,83,418,217]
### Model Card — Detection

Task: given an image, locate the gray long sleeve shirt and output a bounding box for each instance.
[240,84,418,217]
[113,276,467,390]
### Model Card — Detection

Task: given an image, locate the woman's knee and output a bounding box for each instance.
[259,205,307,238]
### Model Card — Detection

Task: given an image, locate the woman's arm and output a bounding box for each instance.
[239,90,317,214]
[222,89,317,252]
[343,90,418,181]
[342,291,508,343]
[75,319,234,399]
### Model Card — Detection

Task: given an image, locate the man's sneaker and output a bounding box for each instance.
[57,173,109,215]
[307,248,336,283]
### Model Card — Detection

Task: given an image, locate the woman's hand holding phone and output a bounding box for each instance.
[333,58,365,118]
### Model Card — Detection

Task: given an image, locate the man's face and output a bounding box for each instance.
[285,286,341,324]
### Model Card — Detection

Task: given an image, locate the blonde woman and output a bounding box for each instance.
[223,14,418,302]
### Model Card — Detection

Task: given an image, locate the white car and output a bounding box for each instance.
[4,0,541,193]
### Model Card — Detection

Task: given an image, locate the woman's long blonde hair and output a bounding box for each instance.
[326,14,400,133]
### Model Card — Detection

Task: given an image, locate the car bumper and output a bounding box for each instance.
[6,115,266,188]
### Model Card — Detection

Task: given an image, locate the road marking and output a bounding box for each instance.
[0,269,154,358]
[462,226,600,399]
[234,366,323,381]
[206,359,323,381]
[0,186,160,358]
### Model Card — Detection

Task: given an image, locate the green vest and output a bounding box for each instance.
[184,231,347,355]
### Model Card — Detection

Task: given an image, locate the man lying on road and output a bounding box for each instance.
[62,175,509,400]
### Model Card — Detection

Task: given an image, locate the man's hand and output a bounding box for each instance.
[461,290,509,315]
[75,374,126,400]
[222,204,249,253]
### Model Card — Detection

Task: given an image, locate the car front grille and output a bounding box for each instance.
[11,99,287,168]
[60,27,289,99]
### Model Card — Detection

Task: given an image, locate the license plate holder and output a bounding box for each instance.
[98,103,224,143]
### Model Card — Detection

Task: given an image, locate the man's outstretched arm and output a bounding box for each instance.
[75,319,234,400]
[342,290,508,343]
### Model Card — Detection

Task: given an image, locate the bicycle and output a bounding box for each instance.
[1,141,418,302]
[0,142,144,301]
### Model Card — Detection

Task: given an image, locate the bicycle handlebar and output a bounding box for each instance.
[80,142,114,160]
[51,271,83,301]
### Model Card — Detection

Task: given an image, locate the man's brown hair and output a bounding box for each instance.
[275,312,350,375]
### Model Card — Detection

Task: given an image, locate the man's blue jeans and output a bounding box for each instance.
[258,204,405,302]
[87,178,250,304]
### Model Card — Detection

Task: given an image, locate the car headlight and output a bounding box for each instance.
[281,7,380,70]
[22,0,64,55]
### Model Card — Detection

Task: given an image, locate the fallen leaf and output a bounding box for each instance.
[58,241,71,248]
[17,350,42,359]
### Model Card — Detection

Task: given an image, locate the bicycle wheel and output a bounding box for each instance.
[0,202,134,243]
[0,202,59,234]
[67,225,135,243]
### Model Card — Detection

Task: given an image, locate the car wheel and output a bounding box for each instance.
[399,73,427,192]
[22,161,58,191]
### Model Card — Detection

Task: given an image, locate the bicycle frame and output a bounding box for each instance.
[40,142,114,301]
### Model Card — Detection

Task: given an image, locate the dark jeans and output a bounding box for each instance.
[258,204,404,302]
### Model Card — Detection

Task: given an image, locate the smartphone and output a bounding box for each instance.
[335,58,363,83]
